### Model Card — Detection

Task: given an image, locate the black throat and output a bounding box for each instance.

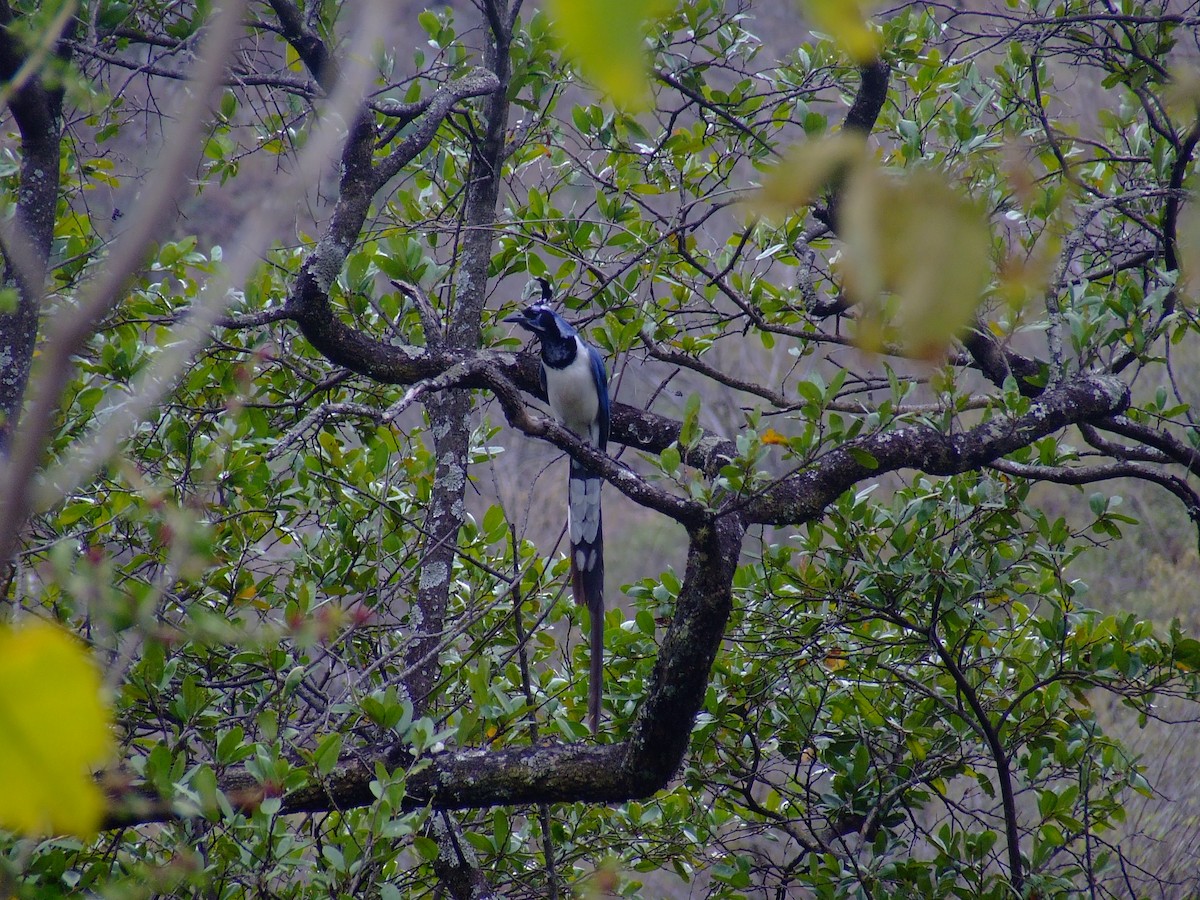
[540,331,577,370]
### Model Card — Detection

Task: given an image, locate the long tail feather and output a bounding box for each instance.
[588,574,603,734]
[568,457,604,733]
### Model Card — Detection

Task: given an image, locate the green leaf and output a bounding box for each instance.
[0,622,114,837]
[219,91,237,121]
[314,732,343,777]
[58,500,94,526]
[660,444,681,474]
[847,446,879,469]
[680,392,702,448]
[412,835,441,862]
[1174,637,1200,670]
[418,9,440,36]
[481,504,508,541]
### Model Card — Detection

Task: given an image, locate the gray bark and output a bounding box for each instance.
[0,6,72,452]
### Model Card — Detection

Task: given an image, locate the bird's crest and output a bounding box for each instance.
[522,276,554,304]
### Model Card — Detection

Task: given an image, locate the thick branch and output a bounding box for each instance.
[284,69,499,361]
[266,0,335,88]
[103,513,744,827]
[816,59,890,230]
[842,59,890,135]
[746,373,1131,526]
[961,328,1046,395]
[102,378,1134,828]
[0,7,73,450]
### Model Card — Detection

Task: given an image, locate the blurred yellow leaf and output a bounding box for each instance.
[1165,66,1200,120]
[801,0,881,64]
[1178,196,1200,305]
[0,621,113,837]
[995,232,1056,312]
[547,0,671,110]
[748,136,868,220]
[841,168,992,359]
[284,41,303,74]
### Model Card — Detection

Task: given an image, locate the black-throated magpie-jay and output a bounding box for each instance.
[505,278,610,734]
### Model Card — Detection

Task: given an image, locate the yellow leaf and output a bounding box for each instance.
[284,41,303,75]
[761,427,788,446]
[1165,65,1200,120]
[842,168,992,359]
[547,0,671,110]
[801,0,882,64]
[0,622,114,837]
[1178,196,1200,305]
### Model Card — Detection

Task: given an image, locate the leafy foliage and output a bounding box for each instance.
[1,0,1200,898]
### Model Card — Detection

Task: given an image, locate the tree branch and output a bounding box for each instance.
[0,4,74,451]
[745,373,1131,526]
[102,513,745,827]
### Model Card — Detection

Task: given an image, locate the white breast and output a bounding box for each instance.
[546,338,600,442]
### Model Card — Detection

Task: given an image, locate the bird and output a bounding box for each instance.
[505,277,610,734]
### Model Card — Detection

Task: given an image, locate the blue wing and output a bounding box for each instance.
[587,345,610,452]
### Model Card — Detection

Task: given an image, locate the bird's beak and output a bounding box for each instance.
[504,310,528,324]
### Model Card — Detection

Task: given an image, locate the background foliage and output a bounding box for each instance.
[2,0,1200,897]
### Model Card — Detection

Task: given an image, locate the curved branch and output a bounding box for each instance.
[639,329,790,408]
[1096,414,1200,474]
[989,458,1200,524]
[266,0,335,88]
[961,328,1046,396]
[102,513,745,827]
[213,306,295,328]
[656,67,776,157]
[65,40,321,97]
[842,59,890,135]
[745,374,1131,526]
[1161,113,1200,316]
[490,371,708,526]
[285,69,498,366]
[926,584,1024,893]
